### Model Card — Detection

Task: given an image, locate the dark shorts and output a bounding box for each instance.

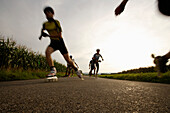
[49,38,68,55]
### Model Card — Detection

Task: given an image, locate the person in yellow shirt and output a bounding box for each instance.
[39,7,84,80]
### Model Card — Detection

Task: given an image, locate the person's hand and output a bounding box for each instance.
[39,32,49,40]
[115,4,125,16]
[39,35,42,40]
[115,0,128,16]
[42,32,49,37]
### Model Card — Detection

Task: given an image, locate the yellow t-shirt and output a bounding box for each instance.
[43,20,62,40]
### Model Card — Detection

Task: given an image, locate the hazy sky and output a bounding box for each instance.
[0,0,170,73]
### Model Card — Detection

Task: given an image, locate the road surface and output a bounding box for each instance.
[0,76,170,112]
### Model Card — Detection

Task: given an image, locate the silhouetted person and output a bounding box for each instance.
[89,57,96,77]
[93,49,104,77]
[152,51,170,76]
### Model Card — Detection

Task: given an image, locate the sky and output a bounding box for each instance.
[0,0,170,73]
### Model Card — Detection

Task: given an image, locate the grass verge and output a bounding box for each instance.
[98,71,170,84]
[0,69,65,81]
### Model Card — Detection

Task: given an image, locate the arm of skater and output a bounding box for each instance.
[115,0,129,16]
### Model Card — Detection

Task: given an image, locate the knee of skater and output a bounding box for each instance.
[66,58,71,64]
[45,51,51,57]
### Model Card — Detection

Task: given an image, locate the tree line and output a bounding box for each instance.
[118,65,170,74]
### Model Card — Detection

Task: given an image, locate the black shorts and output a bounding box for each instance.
[49,38,68,55]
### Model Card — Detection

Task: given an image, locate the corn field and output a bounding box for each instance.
[0,36,66,72]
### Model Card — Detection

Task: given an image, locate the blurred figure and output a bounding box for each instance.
[65,55,79,77]
[89,57,96,77]
[39,6,84,80]
[93,49,104,77]
[158,0,170,16]
[151,51,170,76]
[115,0,170,16]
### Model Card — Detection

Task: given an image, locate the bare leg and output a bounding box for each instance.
[96,62,99,77]
[45,46,57,78]
[65,67,68,75]
[93,68,96,77]
[68,67,71,77]
[89,69,92,76]
[71,69,74,77]
[63,53,83,80]
[45,46,54,67]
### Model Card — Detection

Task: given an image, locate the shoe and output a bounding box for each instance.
[76,70,84,80]
[46,76,58,82]
[153,56,168,73]
[46,67,57,78]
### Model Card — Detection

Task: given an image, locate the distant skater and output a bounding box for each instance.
[65,55,79,77]
[89,57,96,77]
[93,49,104,77]
[39,6,84,80]
[152,51,170,76]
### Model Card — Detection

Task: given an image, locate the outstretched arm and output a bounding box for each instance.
[39,30,62,40]
[100,54,104,61]
[39,24,49,40]
[39,29,49,40]
[115,0,129,16]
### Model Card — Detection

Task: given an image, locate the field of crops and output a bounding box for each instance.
[0,36,66,72]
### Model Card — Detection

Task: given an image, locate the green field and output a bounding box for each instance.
[0,69,66,81]
[98,71,170,84]
[1,70,170,84]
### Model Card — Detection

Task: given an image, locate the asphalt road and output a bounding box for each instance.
[0,76,170,112]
